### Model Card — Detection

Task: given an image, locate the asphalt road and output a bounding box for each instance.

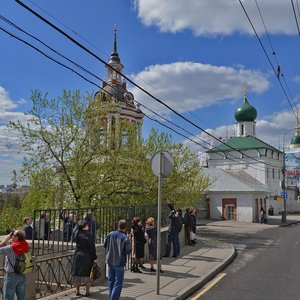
[189,222,300,300]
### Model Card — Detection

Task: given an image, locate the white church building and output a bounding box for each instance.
[204,90,300,222]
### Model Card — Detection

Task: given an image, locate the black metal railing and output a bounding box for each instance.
[32,204,173,256]
[35,253,73,298]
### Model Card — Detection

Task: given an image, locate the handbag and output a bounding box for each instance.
[190,231,195,240]
[90,262,101,281]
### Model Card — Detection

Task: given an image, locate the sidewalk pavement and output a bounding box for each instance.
[43,214,300,300]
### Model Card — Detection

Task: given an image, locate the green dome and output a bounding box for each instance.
[234,97,257,122]
[290,135,300,147]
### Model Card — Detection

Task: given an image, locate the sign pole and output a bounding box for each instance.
[156,152,163,294]
[151,150,174,295]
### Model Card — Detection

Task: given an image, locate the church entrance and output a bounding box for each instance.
[222,198,237,221]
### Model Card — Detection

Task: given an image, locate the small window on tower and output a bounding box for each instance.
[99,128,105,145]
[241,124,244,135]
[121,128,128,146]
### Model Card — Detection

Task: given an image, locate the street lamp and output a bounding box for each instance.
[281,128,296,223]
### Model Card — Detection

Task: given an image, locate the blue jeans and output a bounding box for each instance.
[165,232,179,257]
[3,274,26,300]
[108,265,125,300]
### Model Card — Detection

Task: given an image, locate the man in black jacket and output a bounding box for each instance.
[164,204,183,258]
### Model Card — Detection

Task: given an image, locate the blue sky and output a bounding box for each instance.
[1,0,300,184]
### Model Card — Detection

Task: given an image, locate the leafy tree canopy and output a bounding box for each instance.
[9,90,211,210]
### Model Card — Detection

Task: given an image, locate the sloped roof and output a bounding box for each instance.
[203,168,270,193]
[207,135,281,153]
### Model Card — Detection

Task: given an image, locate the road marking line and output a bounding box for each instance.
[191,272,227,300]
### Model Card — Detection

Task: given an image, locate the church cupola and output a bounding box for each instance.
[106,25,124,86]
[290,109,300,149]
[235,86,257,137]
[92,26,144,150]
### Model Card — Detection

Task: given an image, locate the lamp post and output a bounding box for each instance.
[281,128,295,223]
[282,144,287,223]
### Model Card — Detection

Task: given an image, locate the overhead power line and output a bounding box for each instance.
[15,0,284,169]
[0,19,279,172]
[25,0,215,130]
[291,0,300,36]
[254,0,297,112]
[239,0,298,121]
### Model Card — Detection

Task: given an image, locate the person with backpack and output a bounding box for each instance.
[0,229,30,300]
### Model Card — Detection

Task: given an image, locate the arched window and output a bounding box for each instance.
[99,128,105,145]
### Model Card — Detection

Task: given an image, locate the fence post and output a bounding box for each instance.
[25,256,36,300]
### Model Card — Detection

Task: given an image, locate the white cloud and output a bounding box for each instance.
[129,62,269,116]
[293,76,300,84]
[0,125,25,185]
[0,86,17,111]
[134,0,297,36]
[0,111,29,125]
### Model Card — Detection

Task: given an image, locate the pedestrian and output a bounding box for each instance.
[259,207,267,224]
[130,216,147,273]
[0,229,29,300]
[104,219,131,300]
[183,207,193,246]
[34,211,51,240]
[59,210,77,241]
[145,217,164,273]
[71,220,97,297]
[84,211,100,243]
[189,208,197,244]
[164,203,183,258]
[268,205,274,216]
[23,217,34,240]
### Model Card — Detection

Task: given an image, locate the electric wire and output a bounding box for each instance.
[15,0,284,169]
[254,0,297,112]
[0,21,279,172]
[239,0,298,121]
[254,0,279,66]
[296,0,300,22]
[25,0,216,131]
[291,0,300,36]
[144,114,277,173]
[0,14,213,151]
[26,0,109,58]
[0,26,101,89]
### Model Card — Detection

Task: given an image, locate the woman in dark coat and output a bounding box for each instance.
[131,216,146,273]
[145,217,163,272]
[72,220,97,296]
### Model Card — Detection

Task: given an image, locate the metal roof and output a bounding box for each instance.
[203,168,270,193]
[207,135,281,153]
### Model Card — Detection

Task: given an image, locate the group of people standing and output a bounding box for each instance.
[130,216,164,273]
[164,204,198,258]
[104,215,166,300]
[3,205,197,300]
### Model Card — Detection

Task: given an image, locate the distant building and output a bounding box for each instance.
[204,88,297,222]
[0,185,29,210]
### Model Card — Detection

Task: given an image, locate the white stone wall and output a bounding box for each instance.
[208,149,283,197]
[208,192,270,222]
[208,192,252,222]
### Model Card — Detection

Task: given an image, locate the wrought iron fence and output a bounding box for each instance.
[32,203,173,256]
[35,253,73,298]
[0,203,187,298]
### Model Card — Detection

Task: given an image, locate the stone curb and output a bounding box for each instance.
[167,244,236,300]
[279,220,300,227]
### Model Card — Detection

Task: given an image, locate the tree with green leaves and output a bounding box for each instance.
[9,90,210,210]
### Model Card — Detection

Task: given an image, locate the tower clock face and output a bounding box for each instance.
[125,92,134,103]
